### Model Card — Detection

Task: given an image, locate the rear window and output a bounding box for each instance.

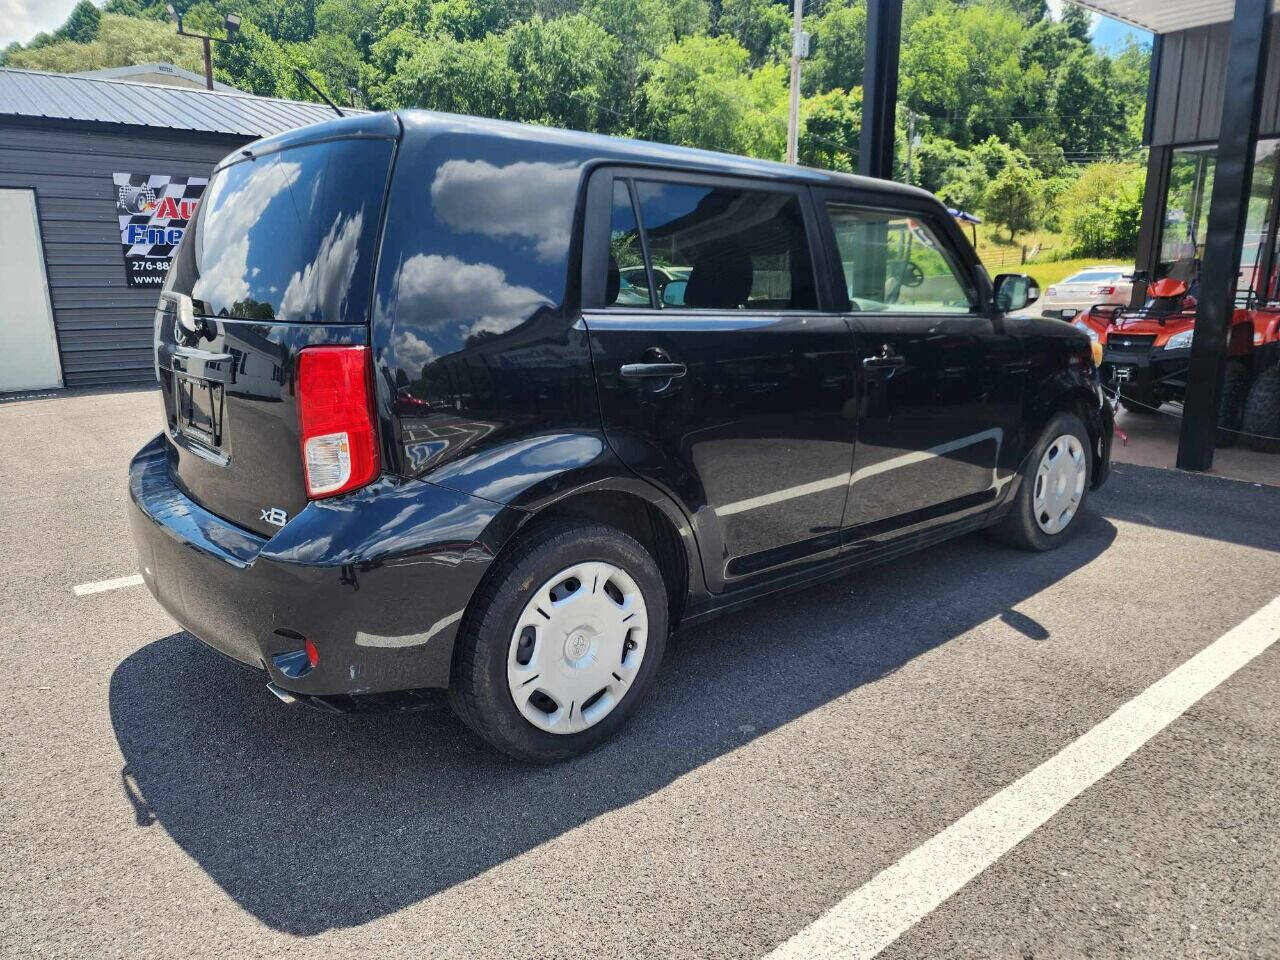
[186,137,393,323]
[1064,271,1124,284]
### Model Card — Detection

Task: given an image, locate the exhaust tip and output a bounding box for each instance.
[266,681,299,705]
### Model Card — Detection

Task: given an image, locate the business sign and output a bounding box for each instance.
[113,173,207,288]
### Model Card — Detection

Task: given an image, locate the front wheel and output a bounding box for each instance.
[450,521,668,762]
[989,412,1092,551]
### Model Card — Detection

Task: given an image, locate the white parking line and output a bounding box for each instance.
[766,593,1280,960]
[73,574,144,596]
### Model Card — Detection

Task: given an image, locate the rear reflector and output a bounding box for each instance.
[298,345,379,498]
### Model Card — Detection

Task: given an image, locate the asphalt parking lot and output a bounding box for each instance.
[2,387,1278,959]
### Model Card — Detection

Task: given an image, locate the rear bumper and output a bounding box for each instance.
[128,434,516,698]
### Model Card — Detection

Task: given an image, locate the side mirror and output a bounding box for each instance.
[660,279,688,308]
[993,273,1040,312]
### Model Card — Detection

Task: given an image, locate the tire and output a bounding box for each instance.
[1241,364,1280,453]
[989,411,1092,552]
[449,520,669,763]
[1215,360,1249,448]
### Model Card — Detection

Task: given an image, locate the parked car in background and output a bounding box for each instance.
[129,111,1112,762]
[1041,265,1134,320]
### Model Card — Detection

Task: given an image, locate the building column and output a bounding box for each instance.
[859,0,903,181]
[1177,0,1273,470]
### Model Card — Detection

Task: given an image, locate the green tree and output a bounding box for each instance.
[1061,162,1145,256]
[911,135,968,196]
[802,1,865,94]
[55,1,103,44]
[1050,49,1128,156]
[799,86,860,170]
[214,21,318,99]
[1060,3,1092,43]
[983,164,1041,241]
[6,13,205,73]
[504,15,623,131]
[716,0,789,66]
[642,34,786,158]
[375,32,515,116]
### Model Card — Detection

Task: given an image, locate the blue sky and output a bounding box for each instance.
[2,0,1154,54]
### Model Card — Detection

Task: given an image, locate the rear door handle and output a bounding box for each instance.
[620,362,687,379]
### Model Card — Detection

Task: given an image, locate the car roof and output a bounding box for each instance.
[234,108,937,203]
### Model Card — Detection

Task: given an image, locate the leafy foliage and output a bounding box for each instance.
[983,164,1041,241]
[1060,161,1145,257]
[2,0,1152,259]
[5,13,206,72]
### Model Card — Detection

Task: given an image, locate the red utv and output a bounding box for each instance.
[1073,260,1280,448]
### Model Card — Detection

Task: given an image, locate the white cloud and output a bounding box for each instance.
[429,159,579,262]
[0,0,78,46]
[394,253,552,339]
[392,329,436,369]
[192,159,301,311]
[279,211,364,322]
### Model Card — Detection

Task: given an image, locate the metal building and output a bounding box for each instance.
[0,67,345,392]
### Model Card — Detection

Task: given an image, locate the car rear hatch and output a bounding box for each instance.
[154,114,398,537]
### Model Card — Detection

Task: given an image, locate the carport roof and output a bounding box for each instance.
[1072,0,1280,34]
[0,67,361,138]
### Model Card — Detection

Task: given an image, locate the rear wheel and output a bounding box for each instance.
[1215,360,1249,448]
[1241,364,1280,452]
[989,412,1092,551]
[450,521,668,762]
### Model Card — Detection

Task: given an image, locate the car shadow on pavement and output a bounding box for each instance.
[109,513,1116,935]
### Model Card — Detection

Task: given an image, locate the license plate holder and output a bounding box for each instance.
[1061,308,1077,319]
[175,375,224,448]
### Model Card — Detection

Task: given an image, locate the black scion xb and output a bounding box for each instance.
[130,111,1112,761]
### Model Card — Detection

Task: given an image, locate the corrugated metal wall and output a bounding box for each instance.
[1150,15,1280,147]
[0,120,248,387]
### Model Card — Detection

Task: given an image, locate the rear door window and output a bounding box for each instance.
[602,177,817,311]
[185,137,394,323]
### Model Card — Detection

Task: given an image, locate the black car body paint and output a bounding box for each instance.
[129,110,1112,704]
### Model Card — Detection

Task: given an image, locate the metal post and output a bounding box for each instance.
[785,0,804,165]
[201,36,213,90]
[1177,0,1273,471]
[859,0,902,180]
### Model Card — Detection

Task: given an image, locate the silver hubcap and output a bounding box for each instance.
[507,561,648,735]
[1033,433,1086,534]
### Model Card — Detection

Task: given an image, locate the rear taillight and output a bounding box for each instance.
[297,345,379,499]
[1094,285,1116,296]
[1046,286,1057,297]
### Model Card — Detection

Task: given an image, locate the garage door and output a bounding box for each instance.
[0,189,62,393]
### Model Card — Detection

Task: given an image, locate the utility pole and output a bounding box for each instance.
[903,110,920,184]
[166,4,242,90]
[785,0,809,164]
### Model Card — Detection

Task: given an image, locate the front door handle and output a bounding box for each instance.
[620,362,687,379]
[862,344,905,373]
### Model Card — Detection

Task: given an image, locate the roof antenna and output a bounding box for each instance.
[292,67,344,118]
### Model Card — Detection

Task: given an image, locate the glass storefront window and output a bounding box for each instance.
[1160,146,1214,278]
[1159,140,1280,302]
